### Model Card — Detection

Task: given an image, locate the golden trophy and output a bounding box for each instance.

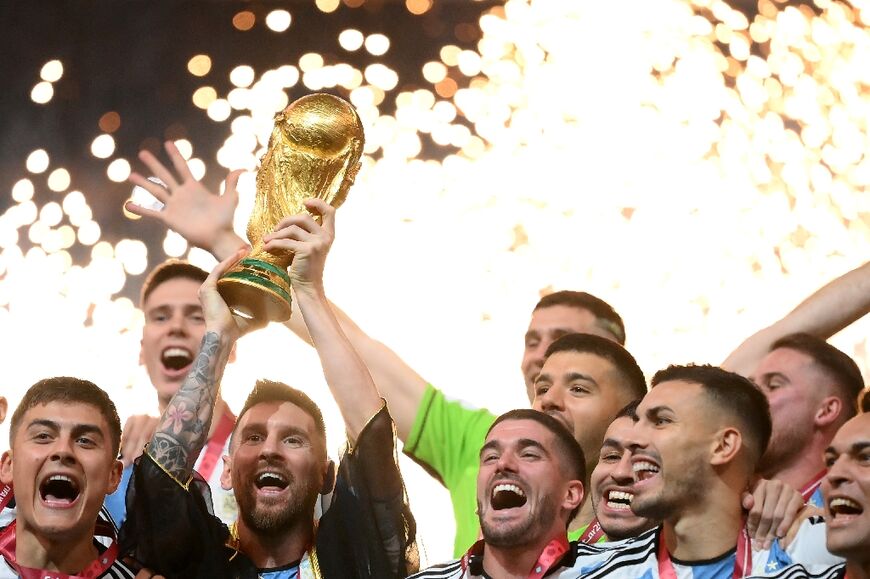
[217,93,364,324]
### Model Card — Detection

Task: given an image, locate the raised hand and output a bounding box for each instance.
[199,248,267,339]
[126,141,248,260]
[262,198,335,297]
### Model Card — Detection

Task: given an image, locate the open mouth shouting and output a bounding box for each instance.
[254,470,290,496]
[827,495,864,528]
[490,482,528,511]
[161,347,194,377]
[39,474,81,508]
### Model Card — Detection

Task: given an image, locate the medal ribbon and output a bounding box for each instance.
[799,470,827,503]
[460,536,569,578]
[657,522,750,579]
[0,485,14,513]
[579,518,606,544]
[196,410,235,480]
[0,519,119,579]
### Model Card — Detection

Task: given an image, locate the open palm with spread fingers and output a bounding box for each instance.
[126,140,247,259]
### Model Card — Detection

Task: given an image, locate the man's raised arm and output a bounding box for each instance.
[284,298,428,440]
[262,198,383,443]
[146,248,254,481]
[722,260,870,378]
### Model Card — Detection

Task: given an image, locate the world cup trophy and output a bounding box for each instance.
[217,93,364,324]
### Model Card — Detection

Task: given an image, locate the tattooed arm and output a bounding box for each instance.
[146,249,251,481]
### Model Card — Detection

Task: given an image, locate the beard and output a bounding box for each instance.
[235,472,320,534]
[479,497,558,549]
[630,454,707,522]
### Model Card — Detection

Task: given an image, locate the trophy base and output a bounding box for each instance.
[217,258,293,324]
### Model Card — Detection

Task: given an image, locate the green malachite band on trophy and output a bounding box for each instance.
[221,272,292,305]
[237,258,292,283]
[222,262,292,304]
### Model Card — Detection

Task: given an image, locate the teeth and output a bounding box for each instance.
[632,462,659,473]
[163,347,191,358]
[606,489,634,510]
[257,472,286,484]
[831,498,861,510]
[492,483,525,497]
[608,490,633,502]
[49,475,73,483]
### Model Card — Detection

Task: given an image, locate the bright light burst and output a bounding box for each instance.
[1,0,869,564]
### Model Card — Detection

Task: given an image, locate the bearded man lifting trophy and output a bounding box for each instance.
[217,93,364,324]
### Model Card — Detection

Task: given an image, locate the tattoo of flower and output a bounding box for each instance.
[162,403,195,435]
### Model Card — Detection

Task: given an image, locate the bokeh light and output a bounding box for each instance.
[316,0,340,12]
[99,111,121,133]
[339,29,364,51]
[422,61,448,83]
[38,203,63,230]
[107,158,131,182]
[187,54,212,77]
[187,157,206,180]
[406,0,433,16]
[30,82,53,104]
[47,168,71,192]
[77,220,101,245]
[207,99,232,122]
[265,10,292,32]
[230,65,255,88]
[91,134,116,158]
[11,179,34,202]
[174,139,193,160]
[364,33,390,56]
[232,11,255,31]
[192,86,218,109]
[40,59,64,82]
[26,149,49,173]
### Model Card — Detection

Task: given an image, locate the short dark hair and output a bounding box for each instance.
[535,291,626,345]
[615,399,641,421]
[232,379,326,452]
[487,409,586,523]
[770,333,864,421]
[10,377,122,458]
[860,389,870,414]
[140,260,208,308]
[488,409,586,483]
[545,333,647,401]
[651,364,772,467]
